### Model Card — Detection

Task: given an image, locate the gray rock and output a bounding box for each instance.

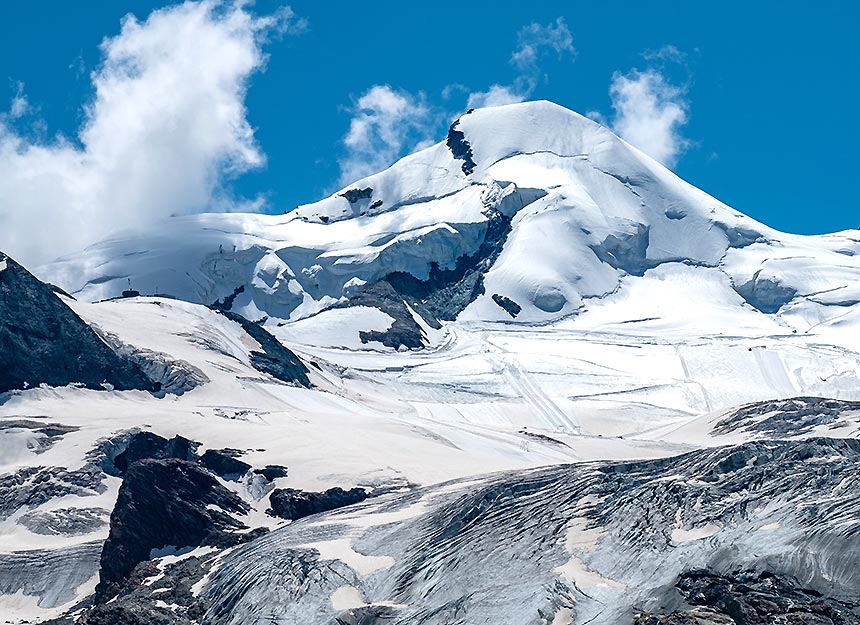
[735,271,797,313]
[0,250,156,394]
[492,293,521,318]
[96,458,252,600]
[111,431,199,475]
[637,569,860,624]
[218,311,310,387]
[343,281,428,350]
[209,285,245,312]
[713,396,860,438]
[0,465,106,521]
[384,206,514,322]
[19,507,108,536]
[268,486,369,521]
[253,465,289,481]
[200,448,251,480]
[446,118,476,175]
[340,187,373,203]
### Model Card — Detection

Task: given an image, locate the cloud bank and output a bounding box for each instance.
[0,0,302,267]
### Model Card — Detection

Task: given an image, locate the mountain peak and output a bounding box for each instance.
[291,99,650,227]
[40,100,860,348]
[452,99,613,164]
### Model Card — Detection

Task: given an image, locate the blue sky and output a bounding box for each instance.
[0,0,857,265]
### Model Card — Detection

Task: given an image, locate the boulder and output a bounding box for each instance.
[268,486,368,521]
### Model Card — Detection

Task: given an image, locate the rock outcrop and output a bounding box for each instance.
[268,486,369,521]
[95,458,251,600]
[0,250,156,394]
[111,432,198,475]
[218,310,310,387]
[635,569,860,624]
[200,448,251,480]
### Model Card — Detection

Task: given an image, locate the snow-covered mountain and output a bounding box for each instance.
[42,101,860,344]
[4,101,860,624]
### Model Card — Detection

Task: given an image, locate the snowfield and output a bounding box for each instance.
[3,101,860,623]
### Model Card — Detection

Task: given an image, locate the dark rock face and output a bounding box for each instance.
[77,550,221,625]
[253,465,289,481]
[340,187,373,203]
[0,465,106,521]
[635,569,860,624]
[446,119,477,175]
[735,272,797,313]
[713,396,860,438]
[634,609,738,624]
[111,432,198,476]
[219,311,310,387]
[79,604,179,625]
[209,284,245,312]
[328,184,545,342]
[79,552,216,625]
[96,458,251,600]
[268,487,369,521]
[0,250,156,394]
[343,280,429,350]
[200,449,251,480]
[386,207,514,322]
[492,293,521,318]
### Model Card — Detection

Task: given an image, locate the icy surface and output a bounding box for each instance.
[4,101,860,621]
[198,438,860,625]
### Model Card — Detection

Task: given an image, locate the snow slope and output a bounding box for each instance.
[4,100,860,622]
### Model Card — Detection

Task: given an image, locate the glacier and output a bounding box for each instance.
[1,101,860,624]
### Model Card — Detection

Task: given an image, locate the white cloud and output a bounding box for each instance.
[466,84,525,109]
[337,85,433,185]
[8,82,29,119]
[643,44,685,64]
[608,68,689,167]
[0,0,302,267]
[511,17,575,74]
[585,110,608,126]
[467,17,575,110]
